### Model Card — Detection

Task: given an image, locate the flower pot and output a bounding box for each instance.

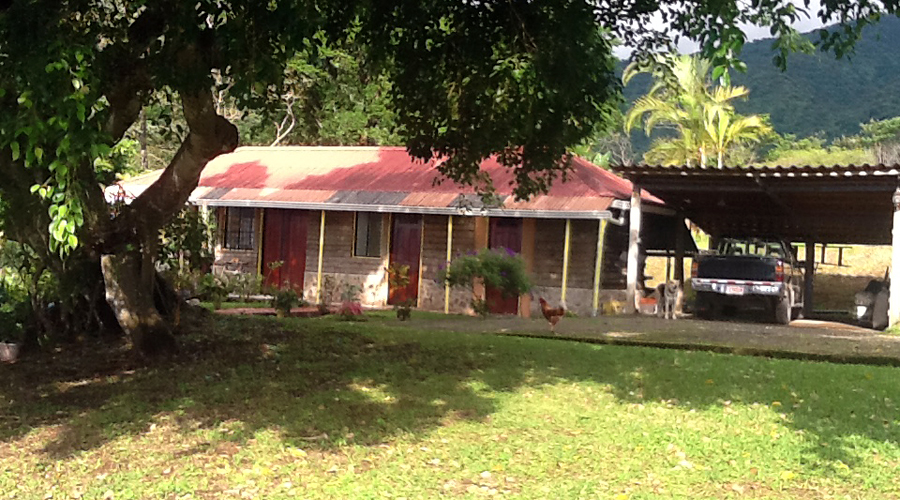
[0,343,20,363]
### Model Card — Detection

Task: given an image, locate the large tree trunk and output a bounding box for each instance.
[100,86,238,356]
[101,251,177,356]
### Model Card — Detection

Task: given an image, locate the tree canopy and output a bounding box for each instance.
[0,0,893,354]
[624,55,772,167]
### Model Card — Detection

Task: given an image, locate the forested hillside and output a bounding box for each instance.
[623,16,900,146]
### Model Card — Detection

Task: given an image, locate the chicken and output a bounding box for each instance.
[538,297,566,333]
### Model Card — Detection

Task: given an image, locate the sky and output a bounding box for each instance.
[613,0,832,59]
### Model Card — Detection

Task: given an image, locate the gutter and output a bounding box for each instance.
[188,198,616,221]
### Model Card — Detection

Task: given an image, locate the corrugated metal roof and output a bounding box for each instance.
[114,146,662,219]
[611,163,900,244]
[614,163,900,177]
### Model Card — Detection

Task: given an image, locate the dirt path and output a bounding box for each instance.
[404,314,900,365]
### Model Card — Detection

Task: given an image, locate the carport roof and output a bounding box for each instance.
[612,164,900,245]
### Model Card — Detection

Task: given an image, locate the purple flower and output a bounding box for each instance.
[500,270,508,277]
[467,250,477,256]
[505,247,516,257]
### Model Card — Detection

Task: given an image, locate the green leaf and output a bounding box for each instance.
[67,233,78,248]
[34,146,43,162]
[10,141,19,161]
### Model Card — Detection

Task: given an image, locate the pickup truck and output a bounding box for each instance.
[691,238,804,324]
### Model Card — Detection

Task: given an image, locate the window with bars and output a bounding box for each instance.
[353,212,382,257]
[224,208,255,250]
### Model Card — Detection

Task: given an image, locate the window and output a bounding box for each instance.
[354,212,382,257]
[224,208,255,250]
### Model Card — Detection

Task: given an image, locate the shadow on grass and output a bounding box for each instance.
[0,311,896,470]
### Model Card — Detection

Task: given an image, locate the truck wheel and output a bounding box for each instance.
[694,292,713,320]
[774,294,791,325]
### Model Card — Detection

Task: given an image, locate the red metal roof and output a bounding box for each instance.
[116,147,663,217]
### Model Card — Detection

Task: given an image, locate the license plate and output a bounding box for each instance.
[725,285,744,295]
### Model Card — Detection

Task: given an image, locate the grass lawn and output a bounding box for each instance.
[2,311,900,499]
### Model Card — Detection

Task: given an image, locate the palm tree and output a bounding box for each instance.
[703,92,772,167]
[624,55,770,167]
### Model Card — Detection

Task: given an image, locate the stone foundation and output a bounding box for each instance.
[303,270,389,307]
[528,286,627,317]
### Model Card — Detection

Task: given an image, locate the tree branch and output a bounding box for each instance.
[270,98,296,146]
[103,86,238,253]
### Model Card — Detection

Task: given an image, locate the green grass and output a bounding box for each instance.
[2,313,900,499]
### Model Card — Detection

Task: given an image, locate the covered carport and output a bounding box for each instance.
[611,164,900,325]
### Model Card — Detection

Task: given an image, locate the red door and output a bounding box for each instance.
[262,209,308,291]
[388,214,422,305]
[487,218,523,314]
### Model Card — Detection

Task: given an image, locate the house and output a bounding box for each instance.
[117,146,689,316]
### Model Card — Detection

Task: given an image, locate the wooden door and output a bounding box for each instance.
[388,214,422,305]
[262,209,308,291]
[487,218,523,314]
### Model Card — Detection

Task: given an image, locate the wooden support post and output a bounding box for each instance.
[626,184,642,314]
[256,208,265,275]
[591,218,608,317]
[804,240,815,318]
[561,219,572,304]
[674,213,686,314]
[820,243,827,264]
[520,218,536,318]
[444,215,453,314]
[890,188,900,326]
[316,210,326,305]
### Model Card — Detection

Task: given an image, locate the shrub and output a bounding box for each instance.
[198,273,230,308]
[0,283,29,343]
[438,248,532,315]
[338,283,365,320]
[271,286,300,317]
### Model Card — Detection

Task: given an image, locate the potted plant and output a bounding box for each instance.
[0,285,24,363]
[271,286,299,318]
[338,283,365,320]
[394,298,415,321]
[387,264,414,320]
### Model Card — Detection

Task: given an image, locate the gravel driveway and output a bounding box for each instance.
[406,314,900,366]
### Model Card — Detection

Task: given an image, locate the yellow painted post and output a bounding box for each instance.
[561,218,572,303]
[472,217,490,303]
[444,215,453,314]
[591,218,608,316]
[417,216,426,309]
[316,210,326,305]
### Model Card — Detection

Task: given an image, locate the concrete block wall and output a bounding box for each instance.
[418,215,477,312]
[212,207,260,275]
[531,218,599,289]
[303,211,390,306]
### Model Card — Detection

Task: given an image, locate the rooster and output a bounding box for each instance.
[538,297,566,333]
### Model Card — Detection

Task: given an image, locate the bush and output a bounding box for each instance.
[271,286,300,317]
[439,248,532,297]
[198,273,230,308]
[0,283,29,343]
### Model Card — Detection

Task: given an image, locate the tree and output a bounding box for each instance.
[0,1,892,356]
[624,55,771,167]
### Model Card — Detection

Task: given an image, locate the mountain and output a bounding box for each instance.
[622,16,900,150]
